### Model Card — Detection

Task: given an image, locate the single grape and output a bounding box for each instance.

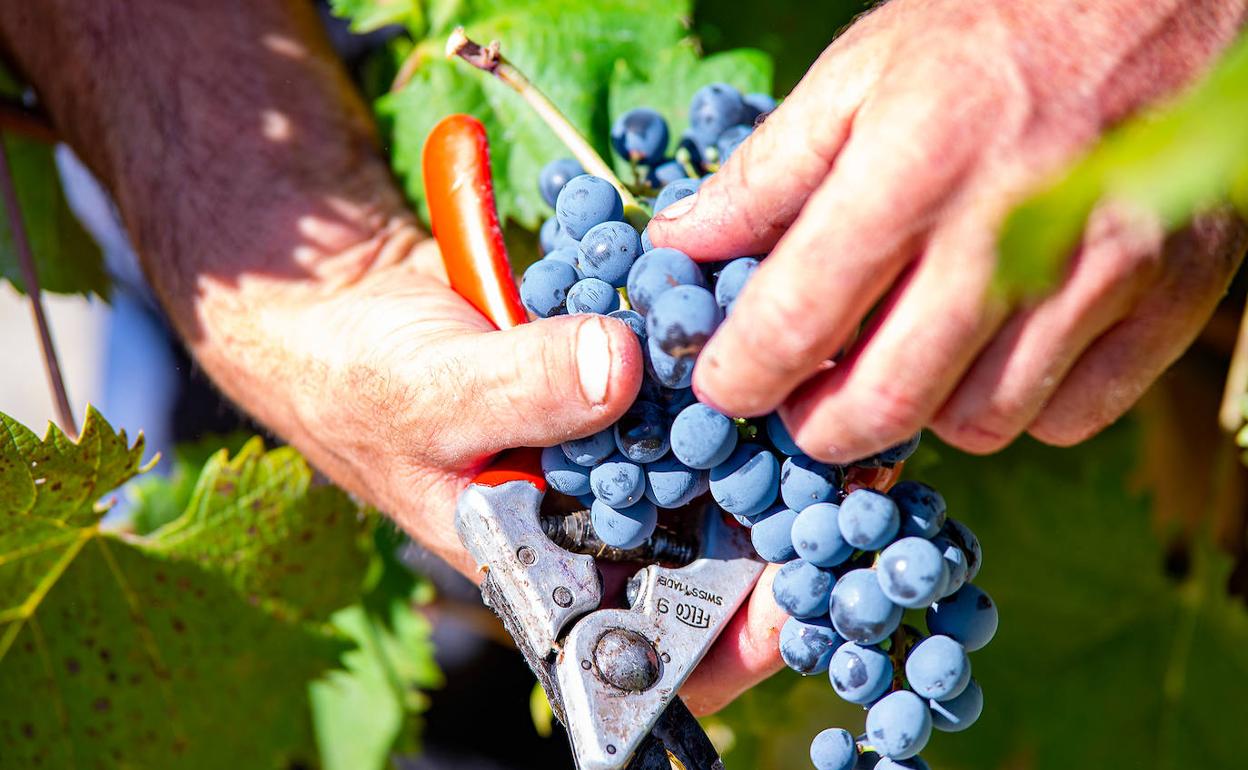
[646,337,693,389]
[626,247,704,315]
[809,727,857,770]
[713,256,759,313]
[640,225,654,252]
[876,757,931,770]
[829,568,903,645]
[676,132,709,172]
[876,537,949,609]
[566,278,621,315]
[905,634,970,701]
[942,518,983,581]
[589,452,646,507]
[874,433,922,465]
[647,284,722,358]
[561,428,616,467]
[752,506,799,562]
[779,615,842,675]
[689,83,747,143]
[772,559,835,618]
[791,502,854,568]
[610,107,670,165]
[614,401,670,463]
[654,177,701,214]
[520,259,579,318]
[539,158,584,208]
[865,690,932,760]
[890,481,947,539]
[709,443,780,516]
[926,584,998,652]
[856,749,883,770]
[930,536,968,597]
[590,498,658,549]
[643,455,708,509]
[607,309,646,340]
[781,455,843,512]
[544,246,582,274]
[540,445,591,497]
[540,216,560,254]
[828,641,893,705]
[766,412,803,456]
[929,678,983,732]
[838,489,901,550]
[716,124,753,161]
[743,92,778,118]
[650,385,697,417]
[556,174,623,239]
[578,221,641,288]
[648,159,688,188]
[670,403,737,469]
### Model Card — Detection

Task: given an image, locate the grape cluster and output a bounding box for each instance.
[526,83,997,770]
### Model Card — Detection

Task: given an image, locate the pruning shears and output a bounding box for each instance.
[422,114,766,770]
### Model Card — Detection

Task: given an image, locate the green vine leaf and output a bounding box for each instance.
[329,0,426,35]
[0,408,383,768]
[995,30,1248,300]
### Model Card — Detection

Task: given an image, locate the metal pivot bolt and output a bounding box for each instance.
[593,629,660,692]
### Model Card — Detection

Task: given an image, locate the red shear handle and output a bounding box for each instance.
[423,114,528,331]
[423,114,543,489]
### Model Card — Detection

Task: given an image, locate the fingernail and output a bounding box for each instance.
[653,193,697,222]
[577,318,612,405]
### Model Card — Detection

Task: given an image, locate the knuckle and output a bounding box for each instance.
[930,411,1015,455]
[853,381,929,446]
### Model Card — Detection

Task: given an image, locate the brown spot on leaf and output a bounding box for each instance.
[20,723,33,739]
[65,658,80,675]
[171,618,185,634]
[92,697,110,713]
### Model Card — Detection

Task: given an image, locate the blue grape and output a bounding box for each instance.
[614,401,669,463]
[646,337,693,388]
[781,455,842,511]
[838,489,901,550]
[561,428,616,467]
[779,615,842,675]
[930,536,968,597]
[876,537,949,609]
[640,225,654,252]
[654,177,701,214]
[689,83,747,144]
[890,481,947,539]
[709,444,780,516]
[751,506,799,562]
[590,498,658,549]
[716,124,753,160]
[670,403,737,469]
[576,493,597,509]
[904,634,970,701]
[809,727,857,770]
[556,175,623,239]
[926,584,997,652]
[743,92,777,117]
[566,278,621,315]
[578,221,641,287]
[856,749,883,770]
[876,757,931,770]
[648,159,688,187]
[713,256,758,313]
[791,502,854,568]
[541,445,591,497]
[772,559,835,618]
[539,158,585,208]
[930,678,983,732]
[766,412,803,456]
[942,518,982,581]
[643,455,707,509]
[675,132,709,172]
[606,309,646,341]
[647,285,722,358]
[610,107,669,165]
[520,259,578,318]
[829,642,892,705]
[540,216,560,254]
[875,433,921,465]
[626,247,704,315]
[866,690,931,760]
[544,246,582,273]
[829,569,903,645]
[589,452,645,507]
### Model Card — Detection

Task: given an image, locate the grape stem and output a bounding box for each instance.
[445,27,643,215]
[0,127,77,438]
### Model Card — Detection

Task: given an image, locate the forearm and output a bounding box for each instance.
[0,0,423,444]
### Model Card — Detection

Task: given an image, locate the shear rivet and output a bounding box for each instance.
[581,659,592,670]
[660,652,670,663]
[517,546,536,565]
[594,629,660,692]
[553,586,574,607]
[606,745,617,755]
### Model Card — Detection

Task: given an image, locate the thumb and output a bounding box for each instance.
[439,314,644,457]
[647,36,879,261]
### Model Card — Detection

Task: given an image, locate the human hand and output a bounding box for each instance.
[648,0,1248,466]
